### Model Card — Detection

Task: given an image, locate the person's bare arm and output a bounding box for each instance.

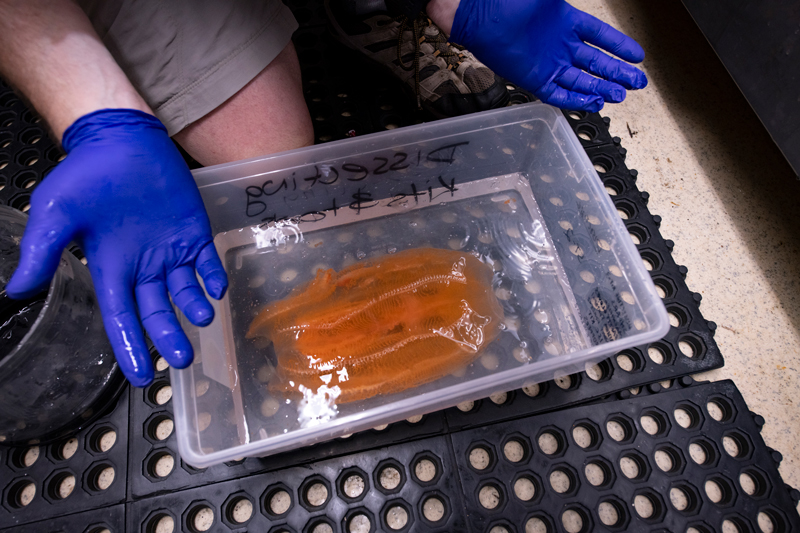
[426,0,459,35]
[0,0,151,140]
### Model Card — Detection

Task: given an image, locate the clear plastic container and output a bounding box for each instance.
[173,102,669,467]
[0,206,125,445]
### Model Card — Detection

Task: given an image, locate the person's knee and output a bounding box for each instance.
[173,41,314,165]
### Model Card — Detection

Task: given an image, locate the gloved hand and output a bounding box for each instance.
[5,109,228,387]
[450,0,647,112]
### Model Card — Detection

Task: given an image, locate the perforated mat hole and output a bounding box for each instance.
[584,462,608,487]
[606,417,632,442]
[146,513,174,533]
[480,351,501,369]
[86,527,110,533]
[722,519,744,533]
[147,452,175,479]
[572,424,598,449]
[584,362,604,381]
[670,487,689,511]
[469,446,493,470]
[561,509,586,533]
[538,432,563,455]
[689,441,714,465]
[152,355,169,372]
[647,345,666,364]
[525,517,549,533]
[705,478,734,505]
[11,446,39,468]
[757,511,782,533]
[89,427,117,453]
[149,415,174,441]
[304,481,329,507]
[343,473,365,499]
[197,412,212,432]
[549,469,572,493]
[267,488,291,515]
[522,382,541,397]
[620,455,643,480]
[414,457,437,483]
[679,340,695,357]
[674,404,702,429]
[348,513,372,533]
[739,469,769,498]
[598,501,621,527]
[489,526,510,533]
[654,447,679,473]
[55,437,79,460]
[490,391,508,404]
[385,504,409,529]
[226,497,253,525]
[456,400,475,412]
[48,471,75,499]
[479,483,502,509]
[511,344,532,363]
[88,463,115,491]
[514,476,537,501]
[723,435,742,457]
[379,465,403,490]
[7,480,35,508]
[503,439,527,463]
[422,496,445,522]
[149,383,172,405]
[260,397,280,418]
[633,494,656,519]
[707,397,734,422]
[554,375,573,389]
[613,353,636,374]
[188,505,214,532]
[640,415,660,435]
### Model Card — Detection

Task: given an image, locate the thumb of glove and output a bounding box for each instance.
[5,199,77,299]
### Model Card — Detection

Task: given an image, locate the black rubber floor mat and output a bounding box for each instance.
[128,357,447,500]
[125,435,467,533]
[0,391,129,529]
[451,379,800,533]
[1,503,125,533]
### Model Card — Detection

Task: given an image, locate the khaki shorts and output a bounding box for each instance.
[78,0,299,135]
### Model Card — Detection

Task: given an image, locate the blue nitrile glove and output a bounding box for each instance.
[5,109,228,387]
[450,0,647,112]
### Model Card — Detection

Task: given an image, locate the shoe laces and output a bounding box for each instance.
[395,14,466,109]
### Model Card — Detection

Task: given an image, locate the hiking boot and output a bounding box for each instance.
[325,0,509,118]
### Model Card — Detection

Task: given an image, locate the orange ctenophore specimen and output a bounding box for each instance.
[246,247,504,403]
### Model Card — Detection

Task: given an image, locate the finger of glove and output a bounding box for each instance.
[166,265,215,327]
[5,206,75,299]
[556,67,626,103]
[573,43,648,90]
[94,276,154,387]
[135,279,194,369]
[541,84,604,113]
[195,242,228,300]
[573,11,645,63]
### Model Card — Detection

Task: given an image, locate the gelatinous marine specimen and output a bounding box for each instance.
[247,248,504,403]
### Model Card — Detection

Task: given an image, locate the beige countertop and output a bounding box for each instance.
[571,0,800,498]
